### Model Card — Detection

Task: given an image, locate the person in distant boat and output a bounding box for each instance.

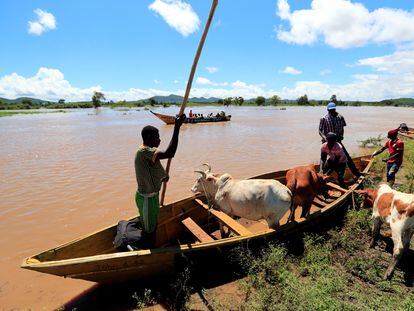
[189,110,193,118]
[319,102,362,178]
[135,114,186,245]
[371,129,404,186]
[320,132,348,188]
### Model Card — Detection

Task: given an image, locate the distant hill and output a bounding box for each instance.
[0,97,54,104]
[147,94,221,103]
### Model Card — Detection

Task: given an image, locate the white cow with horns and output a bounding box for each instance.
[191,164,293,228]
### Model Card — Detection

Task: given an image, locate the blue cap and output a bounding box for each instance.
[327,102,336,110]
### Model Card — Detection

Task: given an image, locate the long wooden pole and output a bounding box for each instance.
[160,0,218,206]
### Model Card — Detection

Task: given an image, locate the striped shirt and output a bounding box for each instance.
[319,113,347,141]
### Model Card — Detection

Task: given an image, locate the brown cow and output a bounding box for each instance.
[286,164,329,222]
[356,183,414,280]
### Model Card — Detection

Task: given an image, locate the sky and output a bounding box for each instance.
[0,0,414,102]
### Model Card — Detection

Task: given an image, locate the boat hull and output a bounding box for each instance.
[150,111,231,125]
[22,157,373,283]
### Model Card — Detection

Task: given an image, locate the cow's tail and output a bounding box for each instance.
[286,180,296,221]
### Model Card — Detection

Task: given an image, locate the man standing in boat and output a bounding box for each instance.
[319,102,362,177]
[135,114,186,244]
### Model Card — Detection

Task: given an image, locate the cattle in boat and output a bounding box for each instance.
[191,164,293,227]
[356,183,414,280]
[285,164,329,222]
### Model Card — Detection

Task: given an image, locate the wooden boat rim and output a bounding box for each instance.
[22,156,373,270]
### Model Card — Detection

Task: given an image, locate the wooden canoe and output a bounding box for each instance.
[21,156,373,283]
[150,111,231,125]
[398,127,414,140]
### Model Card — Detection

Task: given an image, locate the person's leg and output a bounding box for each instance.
[135,193,160,247]
[386,162,400,187]
[335,163,347,188]
[338,142,361,176]
[322,159,333,175]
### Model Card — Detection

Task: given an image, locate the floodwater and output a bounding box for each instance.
[1,106,413,309]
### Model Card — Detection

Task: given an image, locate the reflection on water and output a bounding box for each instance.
[0,106,413,309]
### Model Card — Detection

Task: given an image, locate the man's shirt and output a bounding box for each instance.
[135,145,166,194]
[385,139,404,165]
[319,113,347,141]
[321,142,347,164]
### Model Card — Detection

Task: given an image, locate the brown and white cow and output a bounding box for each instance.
[356,183,414,280]
[285,164,329,222]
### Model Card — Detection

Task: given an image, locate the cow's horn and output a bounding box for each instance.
[194,170,206,178]
[202,163,211,173]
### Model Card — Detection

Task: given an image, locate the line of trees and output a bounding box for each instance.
[1,93,412,110]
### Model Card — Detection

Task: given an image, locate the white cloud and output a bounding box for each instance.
[356,50,414,74]
[149,0,200,37]
[280,66,302,75]
[28,9,56,36]
[174,79,179,84]
[206,66,219,74]
[1,58,414,103]
[0,68,169,102]
[320,69,332,76]
[196,77,213,85]
[196,76,227,86]
[276,0,414,48]
[153,79,160,84]
[278,73,414,101]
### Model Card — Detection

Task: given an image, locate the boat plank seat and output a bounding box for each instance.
[194,199,252,236]
[326,182,347,193]
[181,217,214,243]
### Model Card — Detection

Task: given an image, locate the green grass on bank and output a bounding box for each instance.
[227,139,414,311]
[0,110,67,117]
[2,97,414,110]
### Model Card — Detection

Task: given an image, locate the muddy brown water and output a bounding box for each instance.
[1,106,413,309]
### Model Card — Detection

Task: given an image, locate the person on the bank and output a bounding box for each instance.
[319,102,362,177]
[320,132,348,188]
[135,114,186,242]
[371,129,404,186]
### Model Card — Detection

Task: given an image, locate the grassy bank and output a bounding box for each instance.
[2,97,414,110]
[0,110,67,117]
[220,139,414,311]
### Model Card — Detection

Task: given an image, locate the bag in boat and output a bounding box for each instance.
[113,220,143,251]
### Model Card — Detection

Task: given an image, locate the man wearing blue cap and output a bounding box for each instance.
[319,102,362,177]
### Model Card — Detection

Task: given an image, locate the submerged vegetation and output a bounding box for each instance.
[358,135,384,148]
